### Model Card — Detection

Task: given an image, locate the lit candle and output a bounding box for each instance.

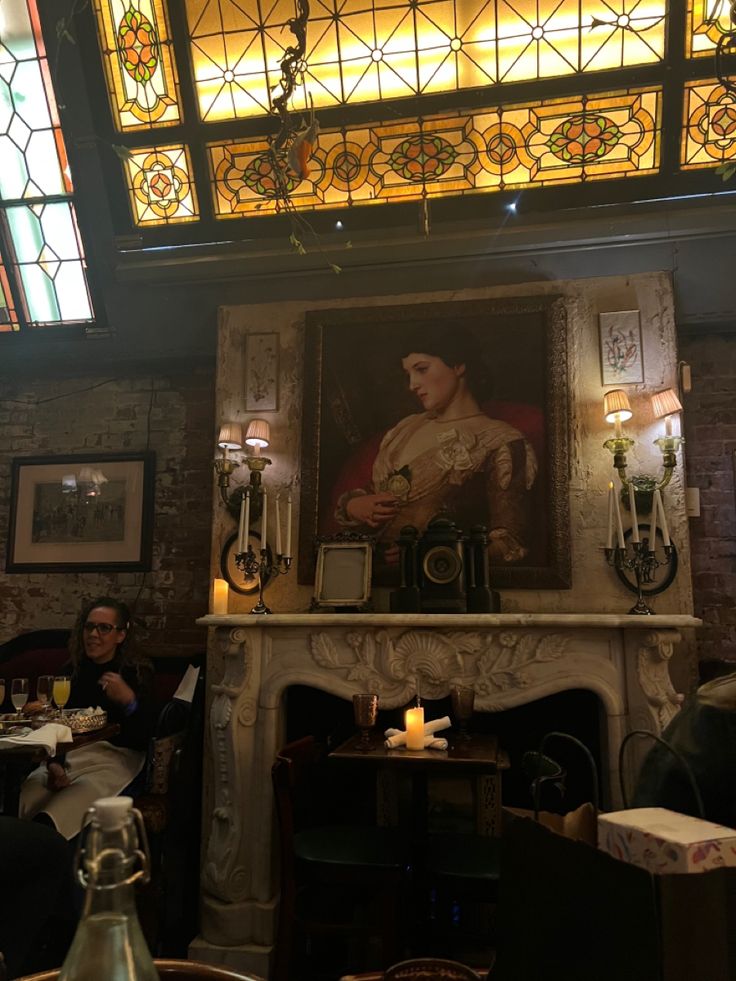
[261,489,268,553]
[655,489,670,546]
[275,494,282,556]
[613,484,625,549]
[238,492,246,554]
[628,482,640,543]
[286,495,293,558]
[649,491,659,553]
[606,481,614,550]
[212,578,229,615]
[405,707,425,751]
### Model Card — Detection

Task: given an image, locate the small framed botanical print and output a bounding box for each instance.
[245,332,279,411]
[599,311,644,385]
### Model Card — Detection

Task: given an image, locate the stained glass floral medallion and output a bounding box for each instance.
[185,0,667,122]
[92,0,182,130]
[207,87,661,216]
[682,79,736,168]
[124,144,200,223]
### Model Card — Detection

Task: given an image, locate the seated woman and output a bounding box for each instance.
[19,597,156,840]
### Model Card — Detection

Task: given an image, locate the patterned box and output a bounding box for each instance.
[598,807,736,874]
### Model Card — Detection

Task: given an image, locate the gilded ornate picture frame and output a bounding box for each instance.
[298,295,571,590]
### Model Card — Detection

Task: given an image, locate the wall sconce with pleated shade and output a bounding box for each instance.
[213,418,273,520]
[603,385,685,511]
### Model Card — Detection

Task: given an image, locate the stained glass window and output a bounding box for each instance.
[185,0,667,123]
[208,87,661,215]
[687,0,736,57]
[0,0,94,328]
[681,79,736,168]
[92,0,182,130]
[123,144,200,223]
[0,263,19,331]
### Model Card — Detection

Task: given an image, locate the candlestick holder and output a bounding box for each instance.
[605,525,678,615]
[235,544,292,614]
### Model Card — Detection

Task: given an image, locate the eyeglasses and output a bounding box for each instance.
[83,622,121,636]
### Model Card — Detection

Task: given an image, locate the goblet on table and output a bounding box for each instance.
[37,674,54,713]
[353,693,379,751]
[11,678,29,718]
[450,685,475,740]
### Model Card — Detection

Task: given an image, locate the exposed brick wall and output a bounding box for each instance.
[0,365,214,658]
[679,330,736,664]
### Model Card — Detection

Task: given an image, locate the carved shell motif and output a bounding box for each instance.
[308,629,569,703]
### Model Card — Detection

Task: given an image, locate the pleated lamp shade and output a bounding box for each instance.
[217,423,243,450]
[603,389,633,424]
[651,388,683,419]
[244,419,271,449]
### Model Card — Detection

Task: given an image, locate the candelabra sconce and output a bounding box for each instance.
[214,419,272,520]
[235,544,292,615]
[605,526,678,615]
[603,388,685,511]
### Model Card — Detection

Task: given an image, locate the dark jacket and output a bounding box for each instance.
[65,654,156,753]
[632,673,736,827]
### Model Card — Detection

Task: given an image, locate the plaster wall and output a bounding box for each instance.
[214,271,693,621]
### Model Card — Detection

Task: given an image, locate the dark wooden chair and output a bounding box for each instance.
[271,736,410,981]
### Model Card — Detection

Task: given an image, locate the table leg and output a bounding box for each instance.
[474,773,502,836]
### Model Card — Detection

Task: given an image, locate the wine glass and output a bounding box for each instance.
[37,675,54,714]
[11,678,29,718]
[450,684,475,741]
[53,675,71,714]
[353,693,379,751]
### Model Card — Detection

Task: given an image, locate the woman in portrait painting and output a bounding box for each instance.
[331,324,539,566]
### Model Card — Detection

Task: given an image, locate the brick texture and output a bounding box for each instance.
[0,366,214,658]
[679,331,736,664]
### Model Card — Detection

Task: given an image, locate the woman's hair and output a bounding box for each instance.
[397,323,490,396]
[69,596,151,682]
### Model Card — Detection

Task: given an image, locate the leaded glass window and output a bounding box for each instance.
[0,0,94,329]
[61,0,736,233]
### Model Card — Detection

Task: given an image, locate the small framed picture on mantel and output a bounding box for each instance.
[599,310,644,385]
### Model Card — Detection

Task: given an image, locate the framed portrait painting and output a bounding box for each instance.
[5,452,155,573]
[298,296,571,590]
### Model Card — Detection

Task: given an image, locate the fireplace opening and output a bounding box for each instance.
[285,685,606,823]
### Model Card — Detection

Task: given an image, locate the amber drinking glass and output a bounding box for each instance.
[353,693,379,750]
[450,685,475,740]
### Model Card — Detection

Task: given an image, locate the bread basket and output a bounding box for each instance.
[62,709,108,732]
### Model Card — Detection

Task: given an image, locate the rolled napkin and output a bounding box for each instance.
[0,722,74,755]
[384,715,451,749]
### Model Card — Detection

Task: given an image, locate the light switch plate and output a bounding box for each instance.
[686,487,701,518]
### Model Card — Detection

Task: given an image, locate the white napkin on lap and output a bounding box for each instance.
[0,723,73,755]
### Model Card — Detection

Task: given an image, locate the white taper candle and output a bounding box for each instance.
[628,481,640,543]
[286,495,293,558]
[275,494,282,556]
[261,489,268,553]
[655,489,670,546]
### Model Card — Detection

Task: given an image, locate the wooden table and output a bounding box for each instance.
[0,722,121,814]
[330,731,510,837]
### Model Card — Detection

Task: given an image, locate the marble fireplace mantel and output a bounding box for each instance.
[191,612,700,975]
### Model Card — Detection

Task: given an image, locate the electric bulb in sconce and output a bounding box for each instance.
[603,389,633,438]
[651,389,683,438]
